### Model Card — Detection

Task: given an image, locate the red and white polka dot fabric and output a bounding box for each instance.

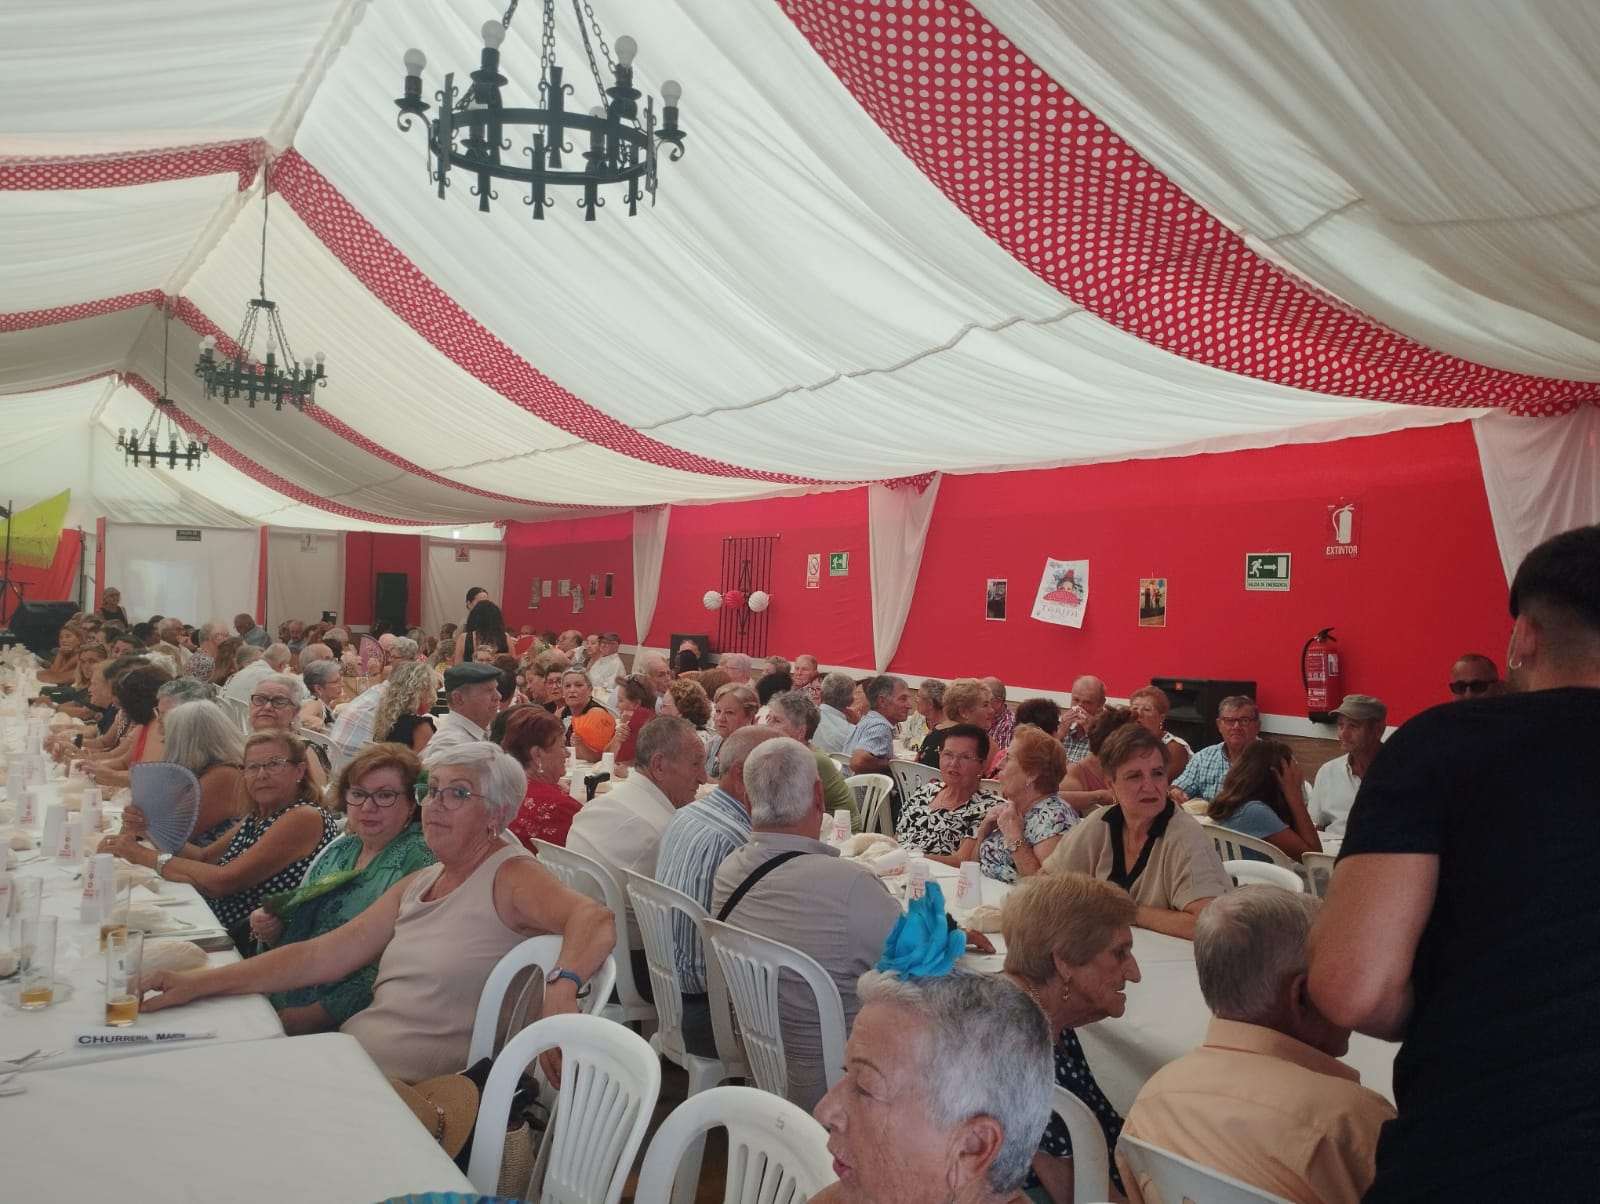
[0,290,163,334]
[0,140,265,192]
[778,0,1597,417]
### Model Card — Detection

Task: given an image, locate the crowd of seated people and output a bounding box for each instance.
[35,578,1533,1204]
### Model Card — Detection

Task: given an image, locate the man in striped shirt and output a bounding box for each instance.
[655,725,781,1055]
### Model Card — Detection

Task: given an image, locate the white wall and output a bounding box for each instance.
[102,522,259,624]
[266,529,345,629]
[421,538,505,635]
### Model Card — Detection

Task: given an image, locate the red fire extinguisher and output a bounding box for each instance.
[1301,627,1343,723]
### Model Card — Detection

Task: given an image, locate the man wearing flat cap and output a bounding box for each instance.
[1309,693,1386,837]
[430,662,502,753]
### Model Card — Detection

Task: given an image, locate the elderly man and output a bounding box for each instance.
[711,736,901,1110]
[284,618,306,657]
[299,640,333,669]
[1171,694,1262,802]
[765,690,861,832]
[655,726,779,1051]
[791,653,822,704]
[234,612,270,649]
[983,675,1015,752]
[845,674,911,776]
[640,652,673,707]
[1062,674,1108,763]
[1121,887,1394,1204]
[719,652,753,684]
[222,642,290,704]
[156,618,190,666]
[185,620,226,681]
[556,628,583,659]
[1447,652,1503,700]
[428,662,502,752]
[1309,526,1600,1202]
[814,671,857,754]
[586,631,624,695]
[1309,694,1386,836]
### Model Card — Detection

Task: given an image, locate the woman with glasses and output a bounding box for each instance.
[108,731,339,951]
[895,724,1005,866]
[247,744,435,1034]
[138,742,615,1087]
[247,673,330,794]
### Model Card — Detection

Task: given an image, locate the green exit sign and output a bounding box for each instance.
[829,552,849,577]
[1245,553,1290,591]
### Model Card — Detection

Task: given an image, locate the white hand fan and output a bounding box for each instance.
[129,763,201,853]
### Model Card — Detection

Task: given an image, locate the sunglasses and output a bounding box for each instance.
[1448,680,1494,696]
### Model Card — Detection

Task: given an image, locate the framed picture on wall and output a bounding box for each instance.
[558,579,571,597]
[529,579,540,610]
[604,573,614,599]
[571,590,584,614]
[1138,577,1167,627]
[985,578,1008,621]
[542,579,553,598]
[588,573,598,598]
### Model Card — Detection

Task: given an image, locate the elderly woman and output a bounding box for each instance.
[812,970,1054,1204]
[158,698,245,846]
[111,731,339,949]
[1127,686,1191,779]
[902,677,945,751]
[1060,707,1139,816]
[501,706,582,848]
[916,678,992,768]
[519,652,562,712]
[97,587,129,627]
[81,663,172,786]
[1043,726,1230,939]
[36,624,83,684]
[659,678,713,743]
[248,744,436,1034]
[1207,739,1321,860]
[896,724,1005,866]
[299,658,344,732]
[1002,874,1141,1203]
[247,671,330,793]
[370,661,437,753]
[140,742,615,1085]
[610,674,656,775]
[964,726,1077,882]
[705,682,758,776]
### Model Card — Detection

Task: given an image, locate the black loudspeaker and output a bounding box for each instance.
[11,600,81,658]
[374,573,408,630]
[1149,677,1258,751]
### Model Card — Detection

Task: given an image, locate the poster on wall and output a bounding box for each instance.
[1030,558,1088,628]
[571,590,584,614]
[1138,577,1167,627]
[588,573,598,598]
[558,579,571,597]
[454,546,470,563]
[604,573,614,598]
[529,578,540,609]
[985,579,1008,621]
[542,579,553,598]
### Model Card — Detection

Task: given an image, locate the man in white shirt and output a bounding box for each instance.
[428,662,502,752]
[586,630,625,696]
[222,642,291,705]
[1309,694,1386,837]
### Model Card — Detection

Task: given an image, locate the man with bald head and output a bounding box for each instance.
[641,652,673,707]
[792,653,822,704]
[1063,674,1108,763]
[1447,653,1503,701]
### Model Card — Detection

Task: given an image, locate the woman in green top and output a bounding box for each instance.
[247,743,436,1034]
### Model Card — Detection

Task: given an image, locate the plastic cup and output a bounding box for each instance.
[953,861,983,912]
[908,857,930,901]
[19,914,57,1009]
[104,929,143,1026]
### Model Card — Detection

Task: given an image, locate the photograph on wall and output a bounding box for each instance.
[1138,577,1167,627]
[529,578,540,610]
[985,578,1008,621]
[542,579,553,598]
[1030,557,1089,629]
[588,573,598,598]
[558,578,571,597]
[571,589,585,614]
[604,572,614,599]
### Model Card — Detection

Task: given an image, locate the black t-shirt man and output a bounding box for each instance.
[1338,688,1600,1201]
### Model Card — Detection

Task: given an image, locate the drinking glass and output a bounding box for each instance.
[14,876,42,925]
[101,874,132,952]
[104,929,143,1026]
[19,914,57,1009]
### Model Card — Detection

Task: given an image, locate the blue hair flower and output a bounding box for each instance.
[876,879,965,979]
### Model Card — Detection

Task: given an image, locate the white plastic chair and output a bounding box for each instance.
[633,1085,835,1204]
[844,772,893,836]
[1208,826,1297,869]
[220,693,249,733]
[1300,851,1336,899]
[468,934,619,1064]
[531,839,656,1029]
[1051,1086,1111,1204]
[467,1012,661,1204]
[825,751,853,775]
[1223,860,1305,892]
[1118,1136,1293,1204]
[699,918,847,1104]
[889,758,938,800]
[624,873,750,1204]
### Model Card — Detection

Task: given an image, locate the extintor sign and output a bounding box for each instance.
[1326,500,1360,558]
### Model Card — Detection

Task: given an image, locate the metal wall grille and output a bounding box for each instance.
[718,535,777,657]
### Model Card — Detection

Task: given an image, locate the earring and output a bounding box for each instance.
[1060,981,1072,1002]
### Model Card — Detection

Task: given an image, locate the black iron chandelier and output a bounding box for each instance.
[395,0,686,220]
[194,180,327,411]
[120,306,210,471]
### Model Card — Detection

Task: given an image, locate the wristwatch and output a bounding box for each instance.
[155,853,174,879]
[545,966,583,993]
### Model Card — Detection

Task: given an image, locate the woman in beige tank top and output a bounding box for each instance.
[138,742,614,1085]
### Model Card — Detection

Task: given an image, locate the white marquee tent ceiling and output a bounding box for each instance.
[3,0,1596,529]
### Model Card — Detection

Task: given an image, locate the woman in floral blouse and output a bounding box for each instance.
[894,724,1003,865]
[965,725,1077,882]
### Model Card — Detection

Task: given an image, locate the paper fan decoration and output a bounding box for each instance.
[129,763,201,854]
[721,589,746,610]
[702,590,723,611]
[748,590,771,612]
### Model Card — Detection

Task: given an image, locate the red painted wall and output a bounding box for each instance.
[892,422,1507,725]
[645,490,874,667]
[502,514,635,637]
[342,533,422,628]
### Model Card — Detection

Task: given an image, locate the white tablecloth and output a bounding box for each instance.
[3,775,283,1071]
[6,1033,473,1200]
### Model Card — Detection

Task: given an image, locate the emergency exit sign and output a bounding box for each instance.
[1245,553,1291,591]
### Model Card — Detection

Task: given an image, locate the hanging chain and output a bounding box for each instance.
[501,0,518,27]
[572,0,612,102]
[538,0,556,101]
[258,175,271,300]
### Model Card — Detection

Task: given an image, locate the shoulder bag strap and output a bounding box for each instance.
[716,850,807,922]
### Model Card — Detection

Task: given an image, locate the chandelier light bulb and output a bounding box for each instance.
[314,351,326,364]
[614,35,637,67]
[403,48,426,76]
[481,20,506,49]
[200,334,217,352]
[661,79,682,106]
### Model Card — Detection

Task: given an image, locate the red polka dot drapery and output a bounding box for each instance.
[777,0,1599,417]
[0,290,164,334]
[0,140,265,192]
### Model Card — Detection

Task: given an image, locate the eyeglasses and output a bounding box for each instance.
[249,694,295,710]
[940,752,982,765]
[414,783,486,810]
[1448,680,1494,696]
[243,757,295,775]
[1218,715,1259,726]
[347,788,405,808]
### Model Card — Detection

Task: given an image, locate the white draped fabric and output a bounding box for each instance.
[421,537,506,637]
[266,528,345,630]
[1473,410,1600,584]
[867,476,941,672]
[102,521,260,624]
[632,506,671,646]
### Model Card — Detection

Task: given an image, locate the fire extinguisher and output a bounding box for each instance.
[1301,627,1343,723]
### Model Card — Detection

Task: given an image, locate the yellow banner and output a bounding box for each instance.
[0,490,70,568]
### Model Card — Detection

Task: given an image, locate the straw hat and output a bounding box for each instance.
[389,1073,479,1158]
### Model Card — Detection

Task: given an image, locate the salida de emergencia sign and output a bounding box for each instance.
[1245,553,1291,592]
